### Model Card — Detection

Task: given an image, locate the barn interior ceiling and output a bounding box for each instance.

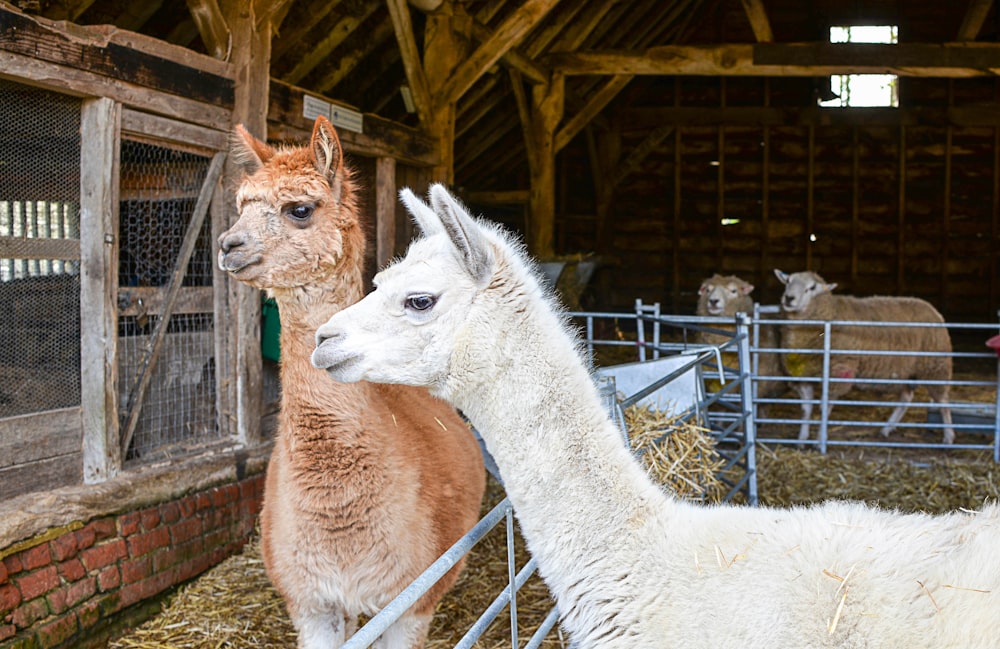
[14,0,996,195]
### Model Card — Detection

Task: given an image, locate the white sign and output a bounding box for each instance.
[302,95,364,134]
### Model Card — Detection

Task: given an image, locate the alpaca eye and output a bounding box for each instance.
[287,204,314,222]
[405,294,436,311]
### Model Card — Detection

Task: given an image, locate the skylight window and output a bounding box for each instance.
[819,25,898,108]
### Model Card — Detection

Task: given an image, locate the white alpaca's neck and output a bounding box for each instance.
[444,271,673,612]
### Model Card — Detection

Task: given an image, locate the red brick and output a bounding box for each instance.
[90,518,117,541]
[76,598,101,629]
[2,557,20,578]
[97,566,120,592]
[170,518,202,544]
[46,587,69,615]
[15,566,59,600]
[0,560,7,584]
[65,577,96,608]
[0,584,21,615]
[11,598,47,628]
[139,507,160,531]
[120,557,151,586]
[0,623,14,640]
[178,496,197,518]
[118,512,141,537]
[158,501,180,524]
[58,558,86,583]
[74,525,95,551]
[19,546,51,572]
[196,493,212,511]
[36,611,79,646]
[239,480,254,500]
[49,533,79,562]
[80,539,126,572]
[126,527,170,558]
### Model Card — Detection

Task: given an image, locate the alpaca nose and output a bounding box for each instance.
[315,325,341,349]
[708,298,719,309]
[218,231,247,254]
[783,294,794,307]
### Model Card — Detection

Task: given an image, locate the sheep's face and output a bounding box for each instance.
[774,269,837,314]
[698,275,753,316]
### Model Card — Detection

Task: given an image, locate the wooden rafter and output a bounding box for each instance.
[185,0,230,60]
[281,2,379,84]
[739,0,773,42]
[436,0,562,105]
[957,0,994,41]
[271,0,339,59]
[555,75,631,152]
[314,16,395,93]
[387,0,432,125]
[42,0,97,21]
[547,43,1000,77]
[470,19,548,84]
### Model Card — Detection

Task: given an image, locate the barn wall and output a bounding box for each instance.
[0,472,264,649]
[553,0,999,325]
[560,74,1000,325]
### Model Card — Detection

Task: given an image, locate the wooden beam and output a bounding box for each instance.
[280,3,379,84]
[271,0,339,59]
[387,0,433,126]
[547,43,1000,77]
[471,19,549,84]
[613,124,674,188]
[437,0,562,105]
[739,0,773,43]
[465,189,530,204]
[42,0,96,21]
[957,0,994,41]
[314,17,394,95]
[527,73,563,258]
[185,0,231,60]
[555,74,632,152]
[622,105,1000,127]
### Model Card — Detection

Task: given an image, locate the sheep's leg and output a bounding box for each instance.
[796,383,814,441]
[294,609,348,649]
[879,388,914,438]
[935,401,955,445]
[374,612,432,649]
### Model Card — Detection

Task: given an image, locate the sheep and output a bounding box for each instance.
[311,184,999,649]
[695,274,784,405]
[774,269,956,444]
[218,119,485,649]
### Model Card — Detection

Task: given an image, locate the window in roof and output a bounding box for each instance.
[819,25,899,108]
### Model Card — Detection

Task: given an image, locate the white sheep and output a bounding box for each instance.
[312,185,999,649]
[695,274,784,403]
[774,269,956,444]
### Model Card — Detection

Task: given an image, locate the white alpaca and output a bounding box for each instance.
[312,185,1000,649]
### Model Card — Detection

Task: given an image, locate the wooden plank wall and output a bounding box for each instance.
[559,74,1000,325]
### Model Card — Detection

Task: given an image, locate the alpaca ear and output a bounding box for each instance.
[310,116,344,202]
[742,283,755,295]
[429,184,493,285]
[773,269,789,285]
[824,282,838,293]
[399,187,444,237]
[231,124,273,173]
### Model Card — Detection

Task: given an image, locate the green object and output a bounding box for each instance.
[261,298,281,362]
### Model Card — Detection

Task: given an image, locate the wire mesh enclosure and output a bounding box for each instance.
[0,79,82,421]
[116,139,222,464]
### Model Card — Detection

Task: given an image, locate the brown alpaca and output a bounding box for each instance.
[217,117,485,649]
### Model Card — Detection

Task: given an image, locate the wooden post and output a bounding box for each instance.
[80,97,121,483]
[375,156,397,268]
[219,0,271,446]
[527,72,564,258]
[806,125,815,270]
[897,125,907,292]
[423,2,467,183]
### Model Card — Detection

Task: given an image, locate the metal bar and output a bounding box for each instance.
[341,498,511,649]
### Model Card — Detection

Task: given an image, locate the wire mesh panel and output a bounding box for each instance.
[0,78,82,420]
[117,138,220,464]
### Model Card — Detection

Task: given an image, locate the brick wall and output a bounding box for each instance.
[0,473,265,649]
